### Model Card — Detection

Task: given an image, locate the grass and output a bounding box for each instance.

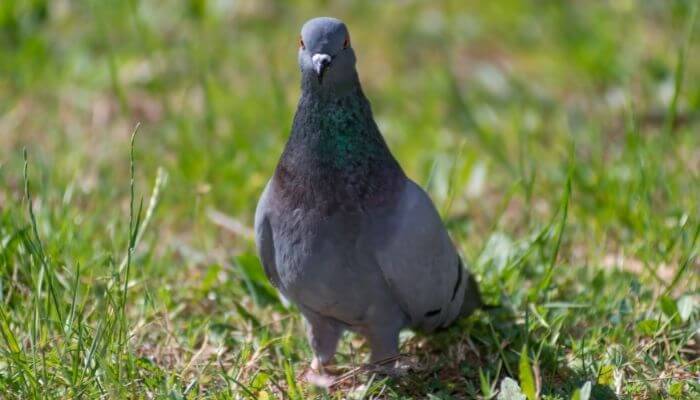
[1,0,699,398]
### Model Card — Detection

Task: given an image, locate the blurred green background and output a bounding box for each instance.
[0,0,698,398]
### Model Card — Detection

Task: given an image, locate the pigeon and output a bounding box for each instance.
[255,17,482,370]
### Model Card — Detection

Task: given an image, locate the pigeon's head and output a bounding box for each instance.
[298,17,357,93]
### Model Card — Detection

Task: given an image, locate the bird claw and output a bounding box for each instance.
[310,356,322,372]
[310,356,337,373]
[304,369,335,387]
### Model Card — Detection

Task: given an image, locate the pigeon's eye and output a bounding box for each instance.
[299,37,305,50]
[343,35,350,49]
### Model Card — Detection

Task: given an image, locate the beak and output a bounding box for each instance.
[311,53,332,83]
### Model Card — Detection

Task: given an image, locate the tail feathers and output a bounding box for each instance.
[460,271,483,318]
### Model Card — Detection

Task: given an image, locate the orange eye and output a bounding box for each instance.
[343,35,350,49]
[300,36,305,49]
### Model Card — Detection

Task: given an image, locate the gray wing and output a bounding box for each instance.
[373,179,469,331]
[254,180,282,289]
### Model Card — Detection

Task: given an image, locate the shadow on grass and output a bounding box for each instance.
[375,306,619,399]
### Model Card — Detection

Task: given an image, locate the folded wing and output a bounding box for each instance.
[254,181,282,289]
[373,180,469,331]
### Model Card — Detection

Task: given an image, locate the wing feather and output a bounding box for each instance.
[373,180,466,331]
[254,181,282,289]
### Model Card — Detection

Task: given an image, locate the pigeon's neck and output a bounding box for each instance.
[274,85,405,213]
[292,85,390,165]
